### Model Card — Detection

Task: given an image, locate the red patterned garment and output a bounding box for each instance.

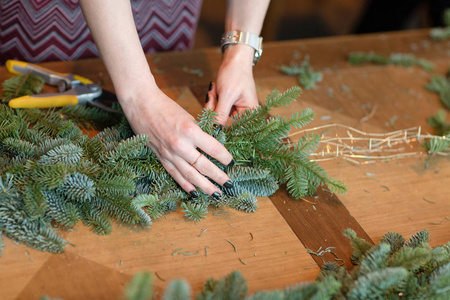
[0,0,203,64]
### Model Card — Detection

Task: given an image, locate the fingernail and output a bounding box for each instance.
[205,93,209,103]
[208,81,213,91]
[227,159,235,167]
[213,124,223,135]
[189,190,199,198]
[211,192,221,200]
[223,180,233,188]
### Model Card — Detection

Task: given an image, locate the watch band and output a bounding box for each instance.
[221,31,263,66]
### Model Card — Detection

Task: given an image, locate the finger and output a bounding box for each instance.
[189,152,231,188]
[159,159,198,197]
[214,95,234,125]
[174,155,225,198]
[195,132,234,166]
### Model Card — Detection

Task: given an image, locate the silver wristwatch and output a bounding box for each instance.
[221,31,263,66]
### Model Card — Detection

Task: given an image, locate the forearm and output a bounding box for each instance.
[223,0,270,66]
[78,0,156,103]
[225,0,270,34]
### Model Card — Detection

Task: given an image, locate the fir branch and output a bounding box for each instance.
[430,27,450,40]
[144,200,175,219]
[94,195,152,227]
[285,164,309,198]
[197,109,220,136]
[95,172,136,197]
[60,105,119,130]
[3,137,37,158]
[379,232,405,254]
[80,205,113,235]
[226,166,278,197]
[405,229,430,248]
[124,272,153,300]
[228,193,258,213]
[0,196,67,253]
[197,271,248,300]
[181,202,208,222]
[280,59,323,90]
[422,135,450,153]
[355,243,391,277]
[265,86,302,109]
[33,109,83,140]
[428,263,450,298]
[427,110,450,136]
[22,182,47,220]
[425,74,450,109]
[348,52,435,71]
[1,73,44,102]
[59,172,96,202]
[131,194,159,209]
[45,191,81,228]
[388,246,431,271]
[347,267,409,300]
[38,144,83,165]
[343,228,373,265]
[163,279,192,300]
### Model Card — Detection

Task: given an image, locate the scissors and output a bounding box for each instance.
[6,60,119,113]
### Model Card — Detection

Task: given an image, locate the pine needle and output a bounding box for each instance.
[226,239,237,253]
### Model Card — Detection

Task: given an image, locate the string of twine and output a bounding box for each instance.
[285,124,449,165]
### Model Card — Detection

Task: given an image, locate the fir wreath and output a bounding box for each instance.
[0,74,346,254]
[114,229,449,300]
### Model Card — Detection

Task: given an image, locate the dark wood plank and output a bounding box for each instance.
[270,186,374,269]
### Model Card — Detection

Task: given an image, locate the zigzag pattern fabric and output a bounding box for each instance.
[0,0,203,64]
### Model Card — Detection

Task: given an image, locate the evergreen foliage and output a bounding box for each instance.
[121,230,450,300]
[0,74,345,254]
[430,8,450,40]
[425,71,450,110]
[1,73,44,103]
[124,272,153,300]
[280,58,323,90]
[163,279,192,300]
[348,52,435,71]
[181,202,208,222]
[427,110,450,136]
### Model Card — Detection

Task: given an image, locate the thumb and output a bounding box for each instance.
[214,98,233,126]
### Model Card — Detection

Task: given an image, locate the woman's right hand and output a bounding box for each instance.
[120,86,234,198]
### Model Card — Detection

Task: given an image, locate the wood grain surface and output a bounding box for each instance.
[0,29,449,299]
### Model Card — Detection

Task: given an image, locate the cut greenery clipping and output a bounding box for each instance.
[430,8,450,40]
[280,57,323,90]
[113,229,450,300]
[425,69,450,110]
[348,52,435,71]
[0,74,345,254]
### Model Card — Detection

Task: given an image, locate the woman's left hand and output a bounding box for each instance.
[205,44,259,125]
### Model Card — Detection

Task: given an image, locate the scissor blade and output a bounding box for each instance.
[89,89,121,114]
[88,99,121,114]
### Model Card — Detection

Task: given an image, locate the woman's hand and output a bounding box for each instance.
[122,87,234,198]
[205,44,259,125]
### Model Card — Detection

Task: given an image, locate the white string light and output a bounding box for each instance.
[286,124,449,164]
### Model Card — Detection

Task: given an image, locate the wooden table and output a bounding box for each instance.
[1,29,449,299]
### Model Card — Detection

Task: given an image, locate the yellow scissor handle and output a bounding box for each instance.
[73,74,93,85]
[6,60,93,85]
[9,95,79,109]
[5,60,29,75]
